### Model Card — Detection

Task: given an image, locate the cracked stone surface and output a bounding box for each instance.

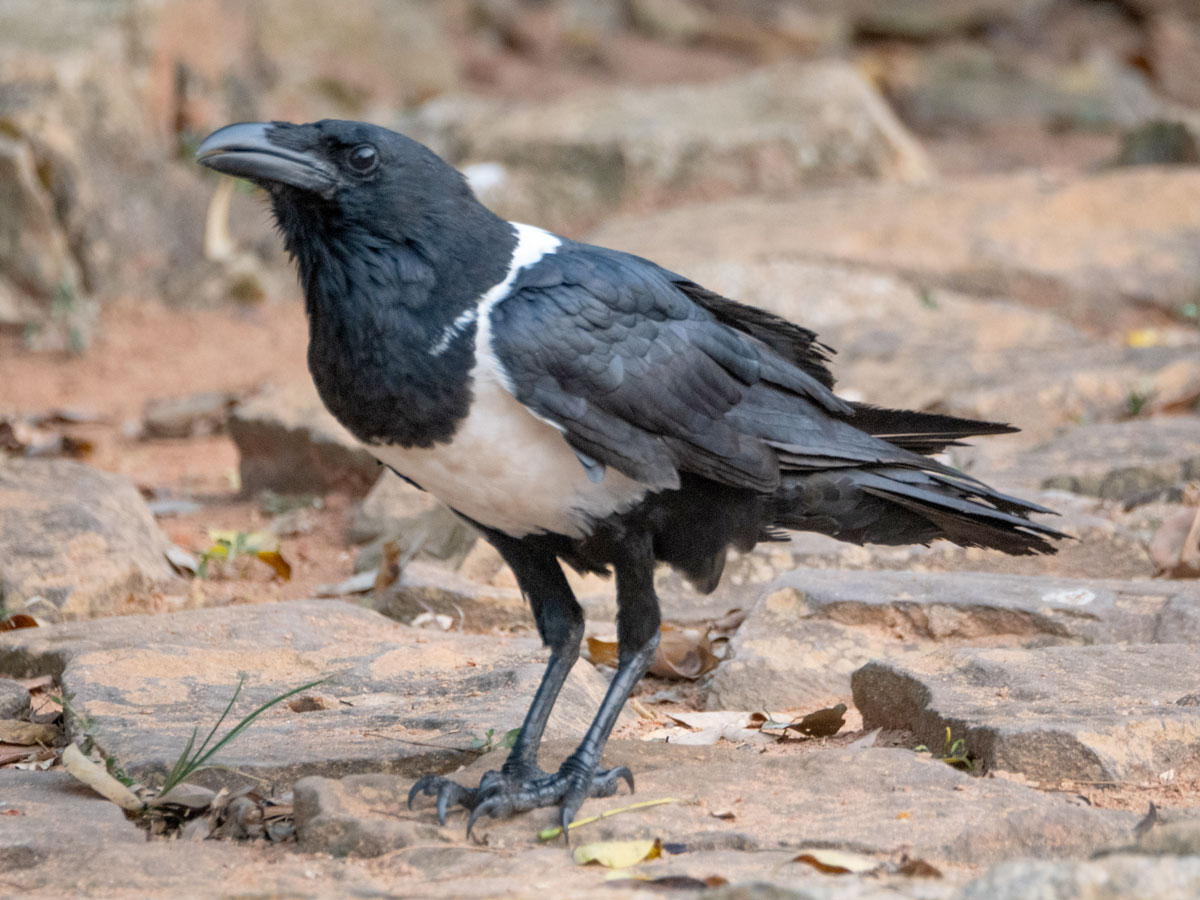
[0,600,630,790]
[705,569,1199,708]
[294,740,1136,866]
[852,644,1200,782]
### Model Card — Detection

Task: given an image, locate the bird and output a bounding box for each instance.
[196,119,1063,839]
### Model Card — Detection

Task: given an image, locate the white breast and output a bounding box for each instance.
[367,223,651,539]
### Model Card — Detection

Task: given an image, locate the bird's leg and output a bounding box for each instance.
[548,530,659,837]
[409,531,598,824]
[408,531,657,837]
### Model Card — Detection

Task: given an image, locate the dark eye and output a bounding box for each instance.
[347,143,378,174]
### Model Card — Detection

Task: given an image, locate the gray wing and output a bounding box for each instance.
[487,243,931,492]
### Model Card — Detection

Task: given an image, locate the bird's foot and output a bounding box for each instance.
[407,755,634,839]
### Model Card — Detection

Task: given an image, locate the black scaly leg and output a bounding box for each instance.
[407,529,637,831]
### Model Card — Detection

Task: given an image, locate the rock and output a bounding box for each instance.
[1148,506,1200,578]
[400,61,932,231]
[852,645,1200,782]
[0,679,30,719]
[706,569,1200,708]
[0,599,629,789]
[347,471,438,544]
[957,855,1200,900]
[141,391,234,439]
[294,774,451,856]
[838,0,1052,40]
[0,771,144,872]
[371,560,528,631]
[0,459,179,618]
[0,131,92,344]
[228,381,380,495]
[883,43,1170,132]
[1115,120,1200,167]
[1150,14,1200,110]
[589,169,1200,329]
[1137,819,1200,856]
[962,417,1200,504]
[297,740,1134,865]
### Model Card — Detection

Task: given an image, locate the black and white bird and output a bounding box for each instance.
[196,119,1062,836]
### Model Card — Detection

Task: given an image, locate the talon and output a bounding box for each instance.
[611,765,635,795]
[436,781,467,826]
[407,774,437,809]
[559,806,574,846]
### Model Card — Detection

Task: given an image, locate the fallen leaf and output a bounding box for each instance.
[650,625,719,679]
[1148,506,1200,578]
[792,848,881,875]
[573,838,662,869]
[315,570,377,597]
[0,614,38,632]
[895,857,942,878]
[849,727,882,750]
[786,703,848,738]
[0,720,58,746]
[152,782,218,810]
[15,675,54,691]
[255,549,292,581]
[0,809,21,816]
[709,809,736,820]
[0,743,37,766]
[61,744,143,812]
[586,635,620,668]
[608,874,729,890]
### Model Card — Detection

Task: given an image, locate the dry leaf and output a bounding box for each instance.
[786,703,847,738]
[255,550,292,581]
[15,675,54,691]
[0,720,58,746]
[586,635,620,668]
[573,838,662,869]
[849,727,882,749]
[792,848,881,875]
[651,625,719,679]
[0,743,37,766]
[1148,506,1200,578]
[153,782,218,810]
[61,744,143,812]
[895,857,942,878]
[0,614,38,632]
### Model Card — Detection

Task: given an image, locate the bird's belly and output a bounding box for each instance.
[366,374,649,539]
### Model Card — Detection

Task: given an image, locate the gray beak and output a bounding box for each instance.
[196,122,338,196]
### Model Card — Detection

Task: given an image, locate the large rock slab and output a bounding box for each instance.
[0,600,629,789]
[228,381,380,495]
[590,169,1200,328]
[0,771,144,873]
[853,645,1200,782]
[960,417,1200,503]
[0,678,31,718]
[957,855,1200,900]
[0,459,178,619]
[706,570,1200,709]
[296,740,1135,866]
[403,61,932,231]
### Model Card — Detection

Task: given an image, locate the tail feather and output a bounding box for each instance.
[773,466,1065,557]
[844,404,1018,455]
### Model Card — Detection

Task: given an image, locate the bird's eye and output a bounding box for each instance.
[347,143,378,174]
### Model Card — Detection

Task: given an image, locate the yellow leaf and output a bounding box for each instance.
[791,848,881,875]
[572,838,662,869]
[585,636,620,668]
[1126,328,1163,348]
[61,744,143,812]
[256,550,292,581]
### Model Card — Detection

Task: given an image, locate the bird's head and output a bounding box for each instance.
[195,119,480,250]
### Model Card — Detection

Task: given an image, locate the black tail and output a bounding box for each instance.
[843,404,1018,455]
[772,466,1064,556]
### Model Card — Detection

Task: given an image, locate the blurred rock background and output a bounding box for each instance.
[2,4,1200,896]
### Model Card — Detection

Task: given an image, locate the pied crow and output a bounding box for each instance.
[196,119,1063,838]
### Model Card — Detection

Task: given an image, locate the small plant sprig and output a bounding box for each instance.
[160,674,326,795]
[469,727,521,754]
[915,726,974,771]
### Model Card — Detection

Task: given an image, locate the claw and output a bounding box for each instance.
[610,765,635,795]
[406,774,438,809]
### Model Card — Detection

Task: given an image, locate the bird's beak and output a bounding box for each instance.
[196,122,338,197]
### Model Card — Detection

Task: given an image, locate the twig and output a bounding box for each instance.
[537,797,677,841]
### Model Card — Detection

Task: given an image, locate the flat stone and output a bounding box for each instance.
[298,740,1135,866]
[590,169,1200,328]
[0,600,630,790]
[961,417,1200,503]
[706,569,1200,709]
[853,645,1200,782]
[347,470,438,545]
[141,390,233,440]
[0,459,179,618]
[0,771,143,873]
[371,560,528,631]
[402,61,931,232]
[957,855,1200,900]
[0,678,30,718]
[227,381,380,495]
